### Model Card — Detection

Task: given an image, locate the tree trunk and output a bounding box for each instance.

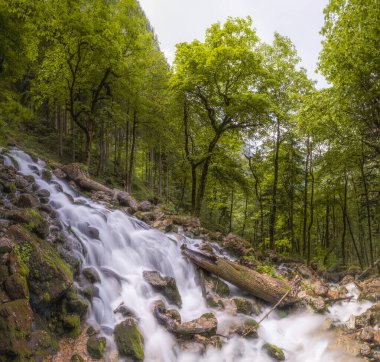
[269,119,281,249]
[341,174,348,265]
[127,110,137,193]
[302,136,310,257]
[181,246,297,306]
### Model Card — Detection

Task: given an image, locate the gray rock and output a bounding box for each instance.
[143,270,182,307]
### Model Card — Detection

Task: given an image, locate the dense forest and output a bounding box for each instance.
[1,0,379,270]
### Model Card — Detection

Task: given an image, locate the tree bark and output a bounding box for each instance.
[181,245,297,306]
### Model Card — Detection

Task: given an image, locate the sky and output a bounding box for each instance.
[138,0,330,88]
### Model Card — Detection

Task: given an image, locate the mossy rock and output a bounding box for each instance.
[62,314,81,338]
[71,353,85,362]
[28,330,59,360]
[233,298,254,315]
[42,169,52,182]
[235,319,259,339]
[263,343,285,361]
[0,299,33,359]
[4,273,29,300]
[65,291,89,319]
[82,267,101,284]
[114,318,144,361]
[209,276,230,297]
[7,225,73,308]
[87,335,106,360]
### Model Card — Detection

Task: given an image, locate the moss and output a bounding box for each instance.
[13,245,30,277]
[263,343,285,361]
[62,315,81,338]
[114,319,144,361]
[87,336,106,359]
[71,354,85,362]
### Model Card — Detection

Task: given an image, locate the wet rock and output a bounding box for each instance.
[17,193,40,208]
[114,303,137,318]
[138,200,153,212]
[4,273,29,300]
[177,313,218,337]
[117,191,138,210]
[28,165,40,175]
[0,299,33,359]
[82,284,99,300]
[114,318,144,361]
[78,222,100,240]
[359,326,374,342]
[233,319,259,339]
[263,343,285,361]
[86,335,106,359]
[82,267,101,284]
[233,297,262,316]
[7,225,73,307]
[37,189,50,198]
[143,270,182,307]
[53,168,67,179]
[42,169,52,182]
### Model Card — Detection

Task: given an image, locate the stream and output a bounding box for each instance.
[5,149,374,362]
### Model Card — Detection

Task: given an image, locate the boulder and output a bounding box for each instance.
[16,193,40,208]
[0,299,33,359]
[117,191,138,210]
[143,270,182,307]
[138,200,153,212]
[114,303,137,319]
[87,335,106,359]
[263,343,285,361]
[7,225,73,307]
[0,236,14,253]
[114,318,144,361]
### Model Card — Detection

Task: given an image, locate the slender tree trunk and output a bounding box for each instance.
[325,199,330,249]
[307,155,314,265]
[360,150,374,265]
[125,119,130,190]
[242,194,248,238]
[195,156,211,216]
[269,119,281,249]
[341,174,348,265]
[127,110,137,193]
[229,189,234,233]
[302,136,310,257]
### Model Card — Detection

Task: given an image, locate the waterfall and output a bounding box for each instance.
[8,149,372,362]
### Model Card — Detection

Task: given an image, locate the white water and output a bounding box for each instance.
[6,149,373,362]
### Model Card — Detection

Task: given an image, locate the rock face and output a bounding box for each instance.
[143,270,182,307]
[114,318,144,361]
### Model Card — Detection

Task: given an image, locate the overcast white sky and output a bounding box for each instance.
[138,0,329,88]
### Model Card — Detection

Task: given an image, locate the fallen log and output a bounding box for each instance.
[181,245,298,306]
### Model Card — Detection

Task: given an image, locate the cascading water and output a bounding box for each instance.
[7,149,373,362]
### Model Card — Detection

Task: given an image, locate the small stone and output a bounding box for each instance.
[0,237,14,253]
[87,336,106,359]
[263,343,285,361]
[71,354,85,362]
[114,304,137,318]
[138,200,153,212]
[37,189,50,198]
